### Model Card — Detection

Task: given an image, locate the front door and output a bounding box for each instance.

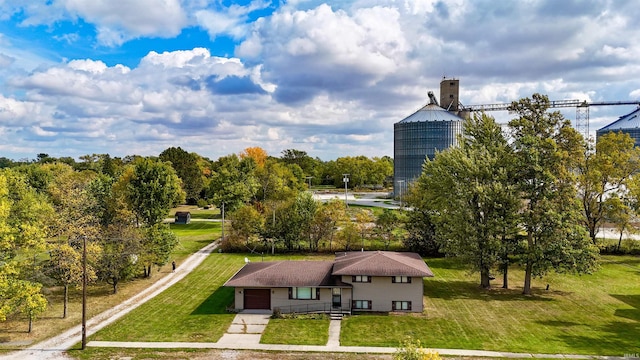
[332,288,341,308]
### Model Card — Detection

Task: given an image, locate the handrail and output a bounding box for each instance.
[274,301,351,315]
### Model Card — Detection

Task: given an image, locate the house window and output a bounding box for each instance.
[392,276,411,283]
[352,300,372,310]
[289,287,319,300]
[352,275,371,283]
[392,301,412,311]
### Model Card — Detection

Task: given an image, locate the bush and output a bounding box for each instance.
[197,199,209,208]
[271,307,283,319]
[598,238,640,255]
[393,337,441,360]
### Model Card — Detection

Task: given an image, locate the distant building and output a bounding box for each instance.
[174,211,191,224]
[596,106,640,147]
[393,78,465,196]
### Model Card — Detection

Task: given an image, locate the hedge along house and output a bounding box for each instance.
[224,251,434,313]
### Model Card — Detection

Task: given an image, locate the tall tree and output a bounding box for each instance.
[208,154,258,212]
[228,204,264,250]
[509,94,598,295]
[140,224,178,277]
[127,158,185,226]
[417,113,520,288]
[602,194,635,252]
[0,170,52,329]
[309,199,345,252]
[44,242,98,318]
[578,131,640,244]
[159,147,205,204]
[240,147,268,169]
[96,225,142,294]
[256,158,303,201]
[374,209,402,251]
[403,184,439,256]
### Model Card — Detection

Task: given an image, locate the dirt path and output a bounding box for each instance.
[1,240,219,360]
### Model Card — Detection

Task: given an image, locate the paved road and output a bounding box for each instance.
[1,240,220,360]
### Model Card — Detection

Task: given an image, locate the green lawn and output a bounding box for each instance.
[89,253,251,342]
[341,256,640,356]
[261,315,330,345]
[169,221,221,259]
[85,252,640,356]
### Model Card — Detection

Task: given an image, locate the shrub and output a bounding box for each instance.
[271,307,283,319]
[197,198,209,208]
[393,337,441,360]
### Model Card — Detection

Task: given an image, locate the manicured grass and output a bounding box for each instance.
[169,221,221,258]
[261,315,330,345]
[0,215,220,350]
[88,253,333,345]
[341,256,640,356]
[85,253,639,355]
[89,253,252,342]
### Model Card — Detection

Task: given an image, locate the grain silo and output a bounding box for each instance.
[596,107,640,147]
[393,89,464,197]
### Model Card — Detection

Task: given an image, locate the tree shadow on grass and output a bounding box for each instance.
[610,295,640,322]
[553,321,640,355]
[425,280,554,301]
[536,295,640,355]
[191,286,234,315]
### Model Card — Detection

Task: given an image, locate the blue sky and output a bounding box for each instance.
[1,0,640,161]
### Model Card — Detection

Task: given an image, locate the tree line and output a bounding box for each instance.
[0,148,395,205]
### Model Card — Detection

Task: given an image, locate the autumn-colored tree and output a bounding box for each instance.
[45,242,99,318]
[228,204,264,250]
[0,170,52,330]
[309,199,345,252]
[240,147,268,169]
[578,131,640,244]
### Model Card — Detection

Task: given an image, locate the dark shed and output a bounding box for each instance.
[174,211,191,224]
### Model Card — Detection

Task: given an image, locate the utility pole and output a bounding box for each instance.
[342,174,349,208]
[81,236,87,350]
[221,202,225,241]
[397,180,404,209]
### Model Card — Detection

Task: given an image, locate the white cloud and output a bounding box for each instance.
[4,1,640,161]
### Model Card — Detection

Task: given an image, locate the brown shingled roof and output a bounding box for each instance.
[223,261,336,287]
[332,251,434,277]
[224,251,433,288]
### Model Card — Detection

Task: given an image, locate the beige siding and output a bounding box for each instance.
[234,287,353,312]
[272,288,330,313]
[235,288,244,309]
[342,275,424,312]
